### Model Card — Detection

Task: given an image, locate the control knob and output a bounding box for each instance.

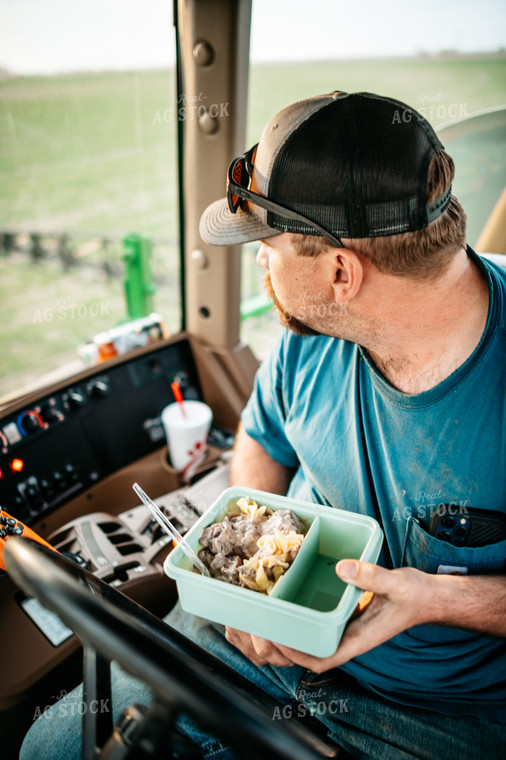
[19,411,44,435]
[67,391,85,409]
[88,380,110,398]
[41,405,63,425]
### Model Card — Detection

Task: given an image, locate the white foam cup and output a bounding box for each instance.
[161,401,213,477]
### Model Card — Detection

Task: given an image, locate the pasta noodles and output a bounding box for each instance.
[198,497,306,594]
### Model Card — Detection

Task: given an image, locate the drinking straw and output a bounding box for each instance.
[171,381,186,418]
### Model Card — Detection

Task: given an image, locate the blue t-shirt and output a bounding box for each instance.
[241,249,506,724]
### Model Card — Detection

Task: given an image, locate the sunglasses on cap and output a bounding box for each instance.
[226,143,344,248]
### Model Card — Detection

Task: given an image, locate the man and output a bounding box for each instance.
[195,91,506,756]
[21,91,506,759]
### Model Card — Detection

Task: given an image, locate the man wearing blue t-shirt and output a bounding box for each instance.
[21,91,505,760]
[197,91,506,758]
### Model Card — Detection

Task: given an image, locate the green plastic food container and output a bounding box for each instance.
[164,487,383,657]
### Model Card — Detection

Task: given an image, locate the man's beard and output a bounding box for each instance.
[263,272,320,336]
[263,272,380,351]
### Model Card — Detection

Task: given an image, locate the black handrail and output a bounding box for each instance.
[4,538,337,760]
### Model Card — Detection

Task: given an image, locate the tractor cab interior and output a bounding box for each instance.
[0,1,505,758]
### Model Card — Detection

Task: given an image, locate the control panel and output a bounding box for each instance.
[0,338,202,525]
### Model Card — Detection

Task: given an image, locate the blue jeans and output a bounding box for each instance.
[20,602,505,760]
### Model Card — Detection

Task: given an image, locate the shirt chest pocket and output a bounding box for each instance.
[401,516,506,575]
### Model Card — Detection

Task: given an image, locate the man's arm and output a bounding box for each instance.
[229,426,506,669]
[230,422,294,495]
[227,558,506,671]
[422,566,506,636]
[272,560,506,673]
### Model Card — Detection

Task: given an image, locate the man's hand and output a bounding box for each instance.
[276,560,431,673]
[226,560,432,672]
[225,627,295,667]
[226,560,506,674]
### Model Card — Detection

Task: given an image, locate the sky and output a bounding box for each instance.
[0,0,505,75]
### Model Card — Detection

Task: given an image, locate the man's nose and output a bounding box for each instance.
[256,245,269,270]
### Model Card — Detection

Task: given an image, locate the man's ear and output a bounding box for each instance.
[330,249,364,304]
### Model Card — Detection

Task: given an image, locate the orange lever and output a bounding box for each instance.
[0,509,57,572]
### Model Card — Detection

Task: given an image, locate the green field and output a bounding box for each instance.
[2,56,505,235]
[0,55,505,398]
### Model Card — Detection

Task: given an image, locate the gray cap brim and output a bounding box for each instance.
[199,198,280,246]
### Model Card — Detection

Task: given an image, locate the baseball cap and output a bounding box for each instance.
[199,91,452,247]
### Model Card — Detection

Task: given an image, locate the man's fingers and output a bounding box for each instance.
[336,560,411,600]
[251,635,294,667]
[275,644,331,674]
[225,627,293,667]
[225,626,265,664]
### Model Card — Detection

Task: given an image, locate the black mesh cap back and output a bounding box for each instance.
[267,92,445,238]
